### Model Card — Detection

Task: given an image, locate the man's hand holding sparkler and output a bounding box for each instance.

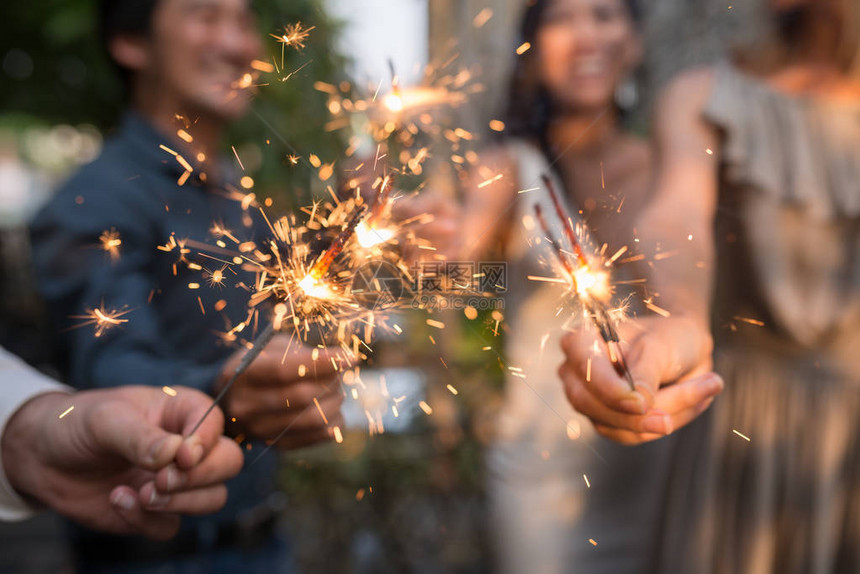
[558,316,724,445]
[217,335,352,449]
[1,386,242,539]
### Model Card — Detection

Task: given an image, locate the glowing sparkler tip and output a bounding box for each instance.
[297,273,336,300]
[355,220,395,249]
[270,22,315,50]
[72,304,133,338]
[383,94,404,113]
[572,266,611,300]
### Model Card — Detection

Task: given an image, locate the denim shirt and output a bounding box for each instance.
[30,112,277,534]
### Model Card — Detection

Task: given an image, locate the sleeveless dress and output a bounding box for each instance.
[485,142,592,574]
[654,61,860,574]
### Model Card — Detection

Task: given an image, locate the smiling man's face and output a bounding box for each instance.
[143,0,263,121]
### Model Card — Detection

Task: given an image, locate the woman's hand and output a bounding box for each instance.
[558,316,723,444]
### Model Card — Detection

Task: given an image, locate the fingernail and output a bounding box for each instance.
[634,383,655,405]
[619,395,647,415]
[148,436,168,465]
[183,436,204,465]
[147,489,171,508]
[642,414,672,435]
[663,415,674,434]
[166,466,184,491]
[698,375,724,395]
[110,490,136,511]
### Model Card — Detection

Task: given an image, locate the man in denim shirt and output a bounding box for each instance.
[30,0,346,571]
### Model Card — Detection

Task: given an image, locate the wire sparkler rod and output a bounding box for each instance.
[534,175,636,391]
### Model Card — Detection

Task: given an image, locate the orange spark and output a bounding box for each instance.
[99,229,122,261]
[270,23,315,50]
[313,397,329,424]
[71,304,133,338]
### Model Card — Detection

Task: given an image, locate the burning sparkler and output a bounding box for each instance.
[314,53,480,179]
[354,173,398,249]
[533,175,636,391]
[270,22,315,51]
[188,200,376,435]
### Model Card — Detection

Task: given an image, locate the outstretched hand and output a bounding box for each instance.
[558,317,724,445]
[1,385,243,540]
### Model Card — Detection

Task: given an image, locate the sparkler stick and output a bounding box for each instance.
[534,176,636,391]
[305,204,367,282]
[188,323,275,436]
[542,175,588,268]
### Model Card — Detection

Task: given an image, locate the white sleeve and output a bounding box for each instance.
[0,347,71,521]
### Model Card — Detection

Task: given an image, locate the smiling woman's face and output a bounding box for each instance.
[146,0,263,121]
[535,0,640,114]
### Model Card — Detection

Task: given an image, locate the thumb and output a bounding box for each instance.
[161,387,227,470]
[625,318,713,401]
[561,328,650,413]
[89,398,183,471]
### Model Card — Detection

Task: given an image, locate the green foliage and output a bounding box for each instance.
[0,0,120,127]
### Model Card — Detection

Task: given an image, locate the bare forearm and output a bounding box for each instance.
[639,68,720,329]
[637,203,714,327]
